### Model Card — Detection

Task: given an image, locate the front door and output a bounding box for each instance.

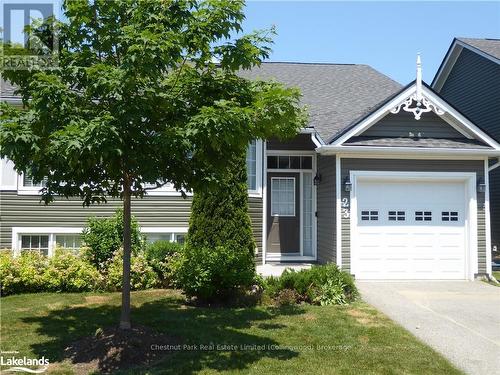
[267,173,301,254]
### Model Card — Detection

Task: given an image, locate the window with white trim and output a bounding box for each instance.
[21,234,49,256]
[144,231,186,244]
[246,141,257,190]
[271,177,295,216]
[55,234,82,251]
[22,174,47,188]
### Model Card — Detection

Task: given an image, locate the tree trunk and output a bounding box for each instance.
[120,175,132,330]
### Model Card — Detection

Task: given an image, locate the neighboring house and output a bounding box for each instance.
[432,37,500,268]
[1,58,499,280]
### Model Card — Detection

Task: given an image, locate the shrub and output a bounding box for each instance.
[188,153,255,255]
[274,288,301,306]
[264,264,358,305]
[0,251,48,295]
[42,249,101,292]
[81,209,144,269]
[105,249,158,291]
[170,245,255,302]
[144,240,183,286]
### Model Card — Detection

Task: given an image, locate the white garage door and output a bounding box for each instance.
[353,179,467,280]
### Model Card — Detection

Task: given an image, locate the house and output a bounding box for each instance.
[432,37,500,269]
[1,57,499,280]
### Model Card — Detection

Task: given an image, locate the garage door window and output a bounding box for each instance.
[361,210,378,221]
[415,211,432,221]
[388,211,405,221]
[442,211,459,222]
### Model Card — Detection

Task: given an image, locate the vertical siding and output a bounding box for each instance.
[340,158,486,274]
[439,48,500,256]
[0,192,263,265]
[362,111,464,138]
[316,155,336,263]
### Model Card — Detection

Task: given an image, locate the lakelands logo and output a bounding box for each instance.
[0,352,49,373]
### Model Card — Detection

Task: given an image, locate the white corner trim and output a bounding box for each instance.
[484,159,492,276]
[335,155,342,268]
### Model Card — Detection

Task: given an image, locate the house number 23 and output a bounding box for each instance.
[341,198,350,218]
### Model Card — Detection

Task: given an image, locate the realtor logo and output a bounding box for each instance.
[0,351,49,373]
[1,1,59,70]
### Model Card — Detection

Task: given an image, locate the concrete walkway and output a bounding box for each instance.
[357,281,500,375]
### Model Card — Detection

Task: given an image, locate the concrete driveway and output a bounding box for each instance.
[357,281,500,375]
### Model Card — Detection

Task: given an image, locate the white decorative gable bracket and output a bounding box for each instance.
[390,54,446,120]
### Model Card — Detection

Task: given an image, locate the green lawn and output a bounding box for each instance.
[0,289,462,374]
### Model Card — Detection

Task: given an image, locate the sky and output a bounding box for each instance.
[2,1,499,84]
[241,1,500,84]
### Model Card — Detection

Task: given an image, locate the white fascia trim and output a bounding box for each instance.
[331,84,500,149]
[423,88,500,149]
[484,159,492,276]
[332,85,416,146]
[433,40,500,92]
[318,146,500,157]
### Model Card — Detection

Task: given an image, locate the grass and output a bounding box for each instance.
[0,289,462,375]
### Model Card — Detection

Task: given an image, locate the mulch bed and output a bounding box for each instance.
[63,325,180,374]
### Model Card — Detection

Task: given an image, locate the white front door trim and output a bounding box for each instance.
[349,171,478,280]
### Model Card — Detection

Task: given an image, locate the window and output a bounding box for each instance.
[144,231,187,244]
[271,177,295,216]
[361,210,378,221]
[22,174,47,188]
[442,211,458,222]
[415,211,432,221]
[267,155,312,170]
[246,141,257,190]
[388,211,405,221]
[55,234,82,251]
[21,235,49,256]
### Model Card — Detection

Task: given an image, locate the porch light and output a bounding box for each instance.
[313,173,322,186]
[344,178,352,192]
[477,178,486,193]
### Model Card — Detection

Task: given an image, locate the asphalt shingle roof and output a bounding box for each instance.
[457,38,500,61]
[2,63,402,141]
[238,63,402,142]
[344,136,491,149]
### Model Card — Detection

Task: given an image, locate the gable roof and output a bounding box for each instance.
[238,63,402,142]
[432,38,500,91]
[319,80,500,155]
[457,38,500,60]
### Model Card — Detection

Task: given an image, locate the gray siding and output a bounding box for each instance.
[317,155,336,263]
[267,134,316,151]
[0,192,263,264]
[362,111,465,139]
[439,48,500,255]
[340,158,487,274]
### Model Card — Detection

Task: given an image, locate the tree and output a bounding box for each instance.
[0,0,306,329]
[188,152,255,255]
